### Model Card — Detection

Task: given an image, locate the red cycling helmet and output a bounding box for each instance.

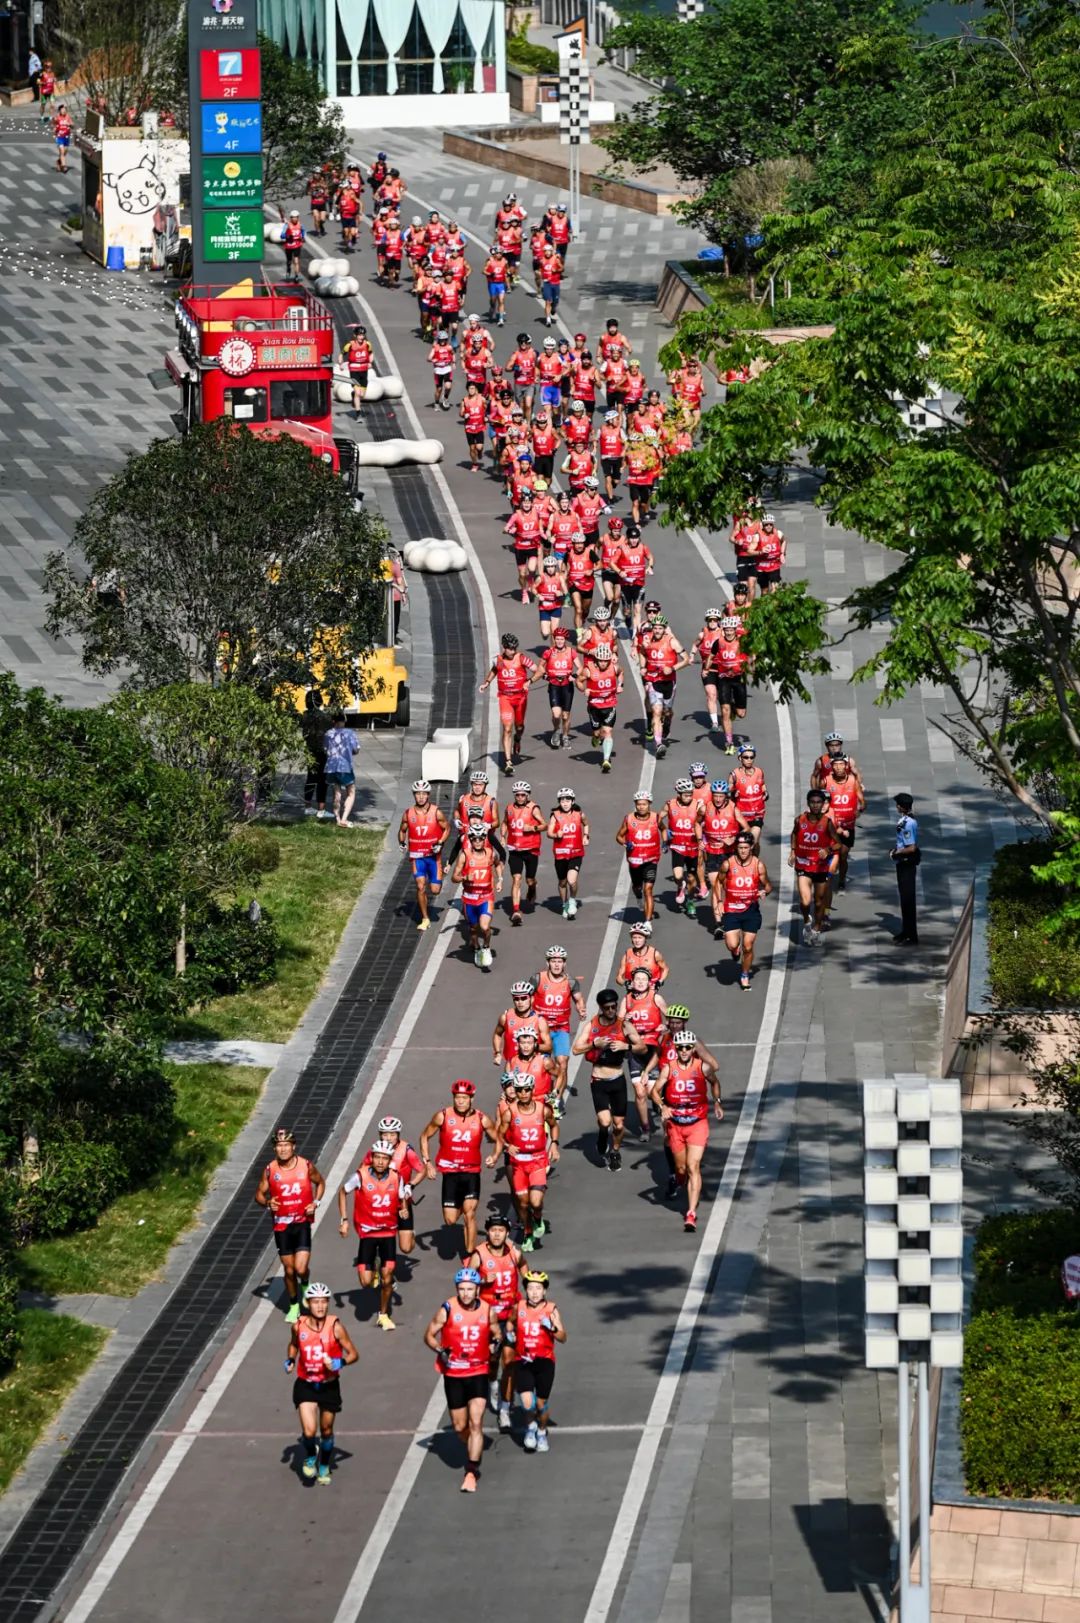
[451,1079,476,1097]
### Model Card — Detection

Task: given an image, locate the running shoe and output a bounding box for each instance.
[684,1210,698,1233]
[317,1463,332,1486]
[532,1219,547,1239]
[302,1455,318,1480]
[285,1302,300,1324]
[498,1405,512,1432]
[522,1235,534,1252]
[377,1312,396,1332]
[685,900,697,919]
[511,910,523,927]
[481,947,493,967]
[562,901,570,918]
[713,924,724,940]
[535,1429,550,1453]
[656,741,667,759]
[608,1149,623,1171]
[474,949,483,967]
[602,759,611,773]
[524,1422,538,1452]
[417,917,430,932]
[725,740,736,755]
[740,972,752,990]
[665,1174,679,1201]
[489,1380,500,1412]
[675,886,686,907]
[567,897,578,918]
[461,1469,478,1492]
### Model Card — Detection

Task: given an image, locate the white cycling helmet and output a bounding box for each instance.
[512,780,532,793]
[511,980,534,997]
[470,769,490,784]
[675,777,693,793]
[378,1115,403,1134]
[304,1281,332,1300]
[690,761,707,776]
[634,787,652,801]
[412,779,431,792]
[672,1029,698,1047]
[371,1139,395,1156]
[629,920,653,936]
[721,616,740,628]
[557,786,575,799]
[547,944,568,959]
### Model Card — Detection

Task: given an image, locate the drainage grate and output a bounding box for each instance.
[0,404,476,1622]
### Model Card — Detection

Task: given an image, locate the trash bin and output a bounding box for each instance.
[105,246,126,271]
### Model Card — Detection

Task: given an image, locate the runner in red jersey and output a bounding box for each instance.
[428,329,455,410]
[488,1075,559,1250]
[597,409,625,500]
[731,508,763,599]
[484,246,509,325]
[702,777,750,934]
[754,513,786,594]
[641,615,691,758]
[420,1081,497,1256]
[719,830,773,990]
[712,617,752,754]
[398,778,449,932]
[508,332,538,417]
[337,183,360,249]
[424,1267,503,1492]
[577,642,624,773]
[616,523,653,636]
[461,315,493,383]
[620,963,668,1137]
[729,743,768,850]
[284,1281,358,1486]
[597,514,625,614]
[459,380,488,471]
[616,919,670,988]
[820,755,864,891]
[492,978,553,1066]
[789,788,840,944]
[651,1031,722,1232]
[451,825,504,966]
[562,397,593,454]
[668,357,707,427]
[572,988,645,1170]
[536,554,569,643]
[546,786,589,919]
[566,533,598,628]
[479,632,536,775]
[455,768,499,835]
[506,1026,557,1107]
[811,730,861,790]
[661,777,705,916]
[254,1127,325,1323]
[466,1213,523,1429]
[510,1268,567,1453]
[502,493,544,606]
[573,484,607,549]
[616,788,663,920]
[531,409,559,484]
[532,624,579,749]
[338,1138,406,1330]
[695,606,726,736]
[532,942,587,1104]
[500,781,548,922]
[362,1115,424,1256]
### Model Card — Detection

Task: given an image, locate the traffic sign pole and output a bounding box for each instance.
[187,0,262,285]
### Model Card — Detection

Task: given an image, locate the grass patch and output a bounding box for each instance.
[0,1311,106,1493]
[18,1064,268,1298]
[176,820,384,1043]
[681,265,839,329]
[962,1207,1080,1501]
[987,840,1080,1008]
[506,32,559,73]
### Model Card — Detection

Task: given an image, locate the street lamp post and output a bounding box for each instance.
[863,1076,963,1623]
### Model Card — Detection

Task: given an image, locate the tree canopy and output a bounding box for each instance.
[45,421,388,702]
[655,0,1080,895]
[259,35,345,206]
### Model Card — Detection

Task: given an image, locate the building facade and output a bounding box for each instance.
[260,0,508,129]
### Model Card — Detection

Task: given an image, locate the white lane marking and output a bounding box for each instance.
[153,1422,656,1440]
[583,555,797,1623]
[63,288,502,1623]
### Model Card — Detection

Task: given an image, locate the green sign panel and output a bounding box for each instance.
[203,208,264,262]
[201,154,263,206]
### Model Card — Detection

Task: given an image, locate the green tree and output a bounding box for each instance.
[601,0,923,246]
[656,0,1080,858]
[0,678,242,1241]
[51,0,182,124]
[259,34,345,208]
[45,422,388,701]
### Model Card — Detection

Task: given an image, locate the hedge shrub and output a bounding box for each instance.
[0,1263,19,1373]
[987,840,1080,1007]
[187,902,280,999]
[506,32,559,74]
[962,1207,1080,1500]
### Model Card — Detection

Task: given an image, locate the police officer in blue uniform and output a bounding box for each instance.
[891,792,920,944]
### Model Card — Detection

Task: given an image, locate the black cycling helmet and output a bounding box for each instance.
[502,632,519,650]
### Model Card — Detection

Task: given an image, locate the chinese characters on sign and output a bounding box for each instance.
[201,102,262,154]
[257,344,320,367]
[200,154,263,205]
[203,208,264,262]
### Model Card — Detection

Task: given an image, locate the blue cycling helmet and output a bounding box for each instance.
[711,779,730,793]
[455,1267,482,1286]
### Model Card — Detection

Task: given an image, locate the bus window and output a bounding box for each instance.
[270,378,329,421]
[223,386,268,422]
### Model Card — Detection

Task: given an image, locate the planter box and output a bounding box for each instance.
[443,126,684,217]
[941,867,1077,1110]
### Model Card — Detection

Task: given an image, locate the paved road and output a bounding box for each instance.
[44,132,1022,1623]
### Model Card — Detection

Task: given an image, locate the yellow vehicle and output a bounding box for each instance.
[286,557,410,726]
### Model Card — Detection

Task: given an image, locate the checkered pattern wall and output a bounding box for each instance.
[863,1077,964,1369]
